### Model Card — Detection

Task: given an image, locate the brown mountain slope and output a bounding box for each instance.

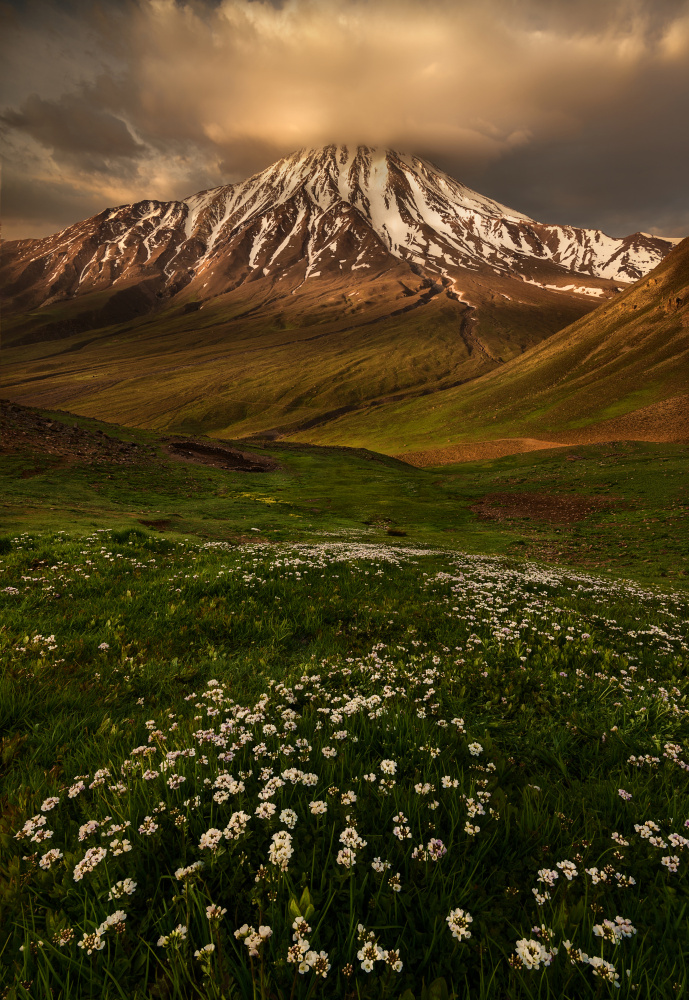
[290,238,689,457]
[0,147,679,437]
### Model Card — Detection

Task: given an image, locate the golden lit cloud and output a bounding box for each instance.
[2,0,688,239]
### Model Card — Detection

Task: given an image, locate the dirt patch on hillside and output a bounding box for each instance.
[472,491,631,524]
[558,395,689,445]
[166,440,279,473]
[0,399,156,464]
[395,396,689,467]
[398,438,569,467]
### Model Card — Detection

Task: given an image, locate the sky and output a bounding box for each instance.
[1,0,688,242]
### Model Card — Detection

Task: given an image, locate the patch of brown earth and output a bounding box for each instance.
[557,394,689,445]
[398,438,569,467]
[471,491,631,524]
[165,440,279,472]
[0,399,156,464]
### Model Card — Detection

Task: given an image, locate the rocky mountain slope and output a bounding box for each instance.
[2,145,678,318]
[1,146,681,440]
[293,238,689,458]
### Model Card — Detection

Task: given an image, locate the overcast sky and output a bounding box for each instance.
[1,0,688,241]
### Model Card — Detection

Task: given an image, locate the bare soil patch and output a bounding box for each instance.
[165,440,279,473]
[399,438,568,467]
[0,399,155,464]
[471,491,630,524]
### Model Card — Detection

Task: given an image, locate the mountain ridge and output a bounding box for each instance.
[2,145,679,317]
[1,146,684,448]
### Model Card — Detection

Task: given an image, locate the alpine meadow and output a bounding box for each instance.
[1,3,689,999]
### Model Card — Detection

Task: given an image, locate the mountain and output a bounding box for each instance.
[0,145,681,438]
[291,237,689,460]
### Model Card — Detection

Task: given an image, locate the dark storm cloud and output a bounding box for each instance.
[3,92,145,166]
[1,0,688,240]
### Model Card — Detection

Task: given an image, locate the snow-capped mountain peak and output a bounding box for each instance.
[2,144,680,315]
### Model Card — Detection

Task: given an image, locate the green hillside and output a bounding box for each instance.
[292,239,689,455]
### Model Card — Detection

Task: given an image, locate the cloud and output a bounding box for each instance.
[1,0,688,240]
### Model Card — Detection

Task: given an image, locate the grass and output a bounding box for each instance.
[1,410,688,997]
[1,407,687,585]
[0,529,688,998]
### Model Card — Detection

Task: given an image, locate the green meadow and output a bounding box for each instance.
[1,410,688,998]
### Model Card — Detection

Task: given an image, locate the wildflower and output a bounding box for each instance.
[611,832,629,846]
[556,860,578,880]
[383,948,403,971]
[537,869,559,886]
[336,847,357,868]
[588,956,619,984]
[340,827,366,849]
[109,838,132,855]
[167,774,186,790]
[618,789,632,801]
[206,904,227,921]
[532,889,551,905]
[97,911,127,935]
[380,759,397,775]
[39,848,63,870]
[98,642,110,651]
[309,951,332,977]
[79,819,100,840]
[464,821,480,836]
[280,809,298,829]
[78,931,105,955]
[292,917,312,940]
[53,928,74,947]
[234,923,272,957]
[613,917,637,938]
[514,938,555,969]
[175,861,203,880]
[73,847,107,882]
[199,828,223,851]
[255,802,277,819]
[446,908,473,941]
[68,781,86,798]
[468,742,483,756]
[357,939,383,972]
[194,943,215,959]
[321,747,337,759]
[363,773,377,782]
[268,830,293,870]
[388,872,402,892]
[40,796,60,812]
[372,857,391,872]
[661,855,680,873]
[158,925,187,948]
[442,775,459,788]
[341,790,357,805]
[412,838,447,862]
[108,879,137,899]
[309,800,327,815]
[287,939,310,973]
[224,811,250,840]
